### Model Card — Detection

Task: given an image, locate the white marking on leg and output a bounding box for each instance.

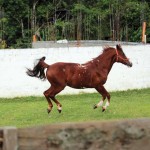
[57,105,62,111]
[103,101,110,109]
[48,105,52,110]
[97,100,103,107]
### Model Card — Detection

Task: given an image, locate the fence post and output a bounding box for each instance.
[142,21,146,43]
[2,127,18,150]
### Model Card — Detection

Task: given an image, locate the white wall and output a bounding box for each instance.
[0,45,150,97]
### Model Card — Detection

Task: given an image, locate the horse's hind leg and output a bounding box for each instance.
[47,85,65,113]
[43,88,53,114]
[51,97,62,113]
[94,85,110,112]
[44,85,64,113]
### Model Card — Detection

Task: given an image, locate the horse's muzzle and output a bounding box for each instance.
[127,61,133,67]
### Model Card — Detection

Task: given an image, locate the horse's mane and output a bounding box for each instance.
[102,45,115,53]
[94,46,115,59]
[84,46,115,65]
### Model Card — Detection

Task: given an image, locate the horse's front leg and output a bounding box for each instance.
[94,85,111,112]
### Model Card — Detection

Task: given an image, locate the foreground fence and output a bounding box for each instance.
[0,118,150,150]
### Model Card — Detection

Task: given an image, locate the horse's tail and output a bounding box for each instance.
[26,56,49,80]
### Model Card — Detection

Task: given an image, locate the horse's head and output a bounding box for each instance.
[115,44,132,67]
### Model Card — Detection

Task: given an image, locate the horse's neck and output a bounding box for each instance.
[95,52,116,76]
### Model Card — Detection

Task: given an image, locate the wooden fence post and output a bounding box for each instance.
[142,22,146,43]
[1,127,18,150]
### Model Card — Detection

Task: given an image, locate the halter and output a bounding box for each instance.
[115,49,129,62]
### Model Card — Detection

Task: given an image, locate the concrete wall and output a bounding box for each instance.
[0,45,150,97]
[32,40,139,48]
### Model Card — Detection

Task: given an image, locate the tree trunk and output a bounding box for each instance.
[21,19,25,38]
[31,0,39,35]
[77,9,82,44]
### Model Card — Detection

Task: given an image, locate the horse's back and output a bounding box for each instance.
[46,62,79,85]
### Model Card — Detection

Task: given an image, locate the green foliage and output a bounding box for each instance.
[0,88,149,128]
[0,0,150,48]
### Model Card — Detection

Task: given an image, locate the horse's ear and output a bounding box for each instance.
[116,44,122,51]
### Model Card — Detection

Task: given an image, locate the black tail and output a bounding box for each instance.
[26,56,49,80]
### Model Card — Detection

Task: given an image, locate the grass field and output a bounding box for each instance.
[0,88,150,128]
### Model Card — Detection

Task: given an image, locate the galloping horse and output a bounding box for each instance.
[26,44,132,113]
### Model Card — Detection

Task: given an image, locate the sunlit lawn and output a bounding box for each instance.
[0,88,149,128]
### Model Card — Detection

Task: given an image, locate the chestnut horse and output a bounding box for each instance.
[26,44,132,113]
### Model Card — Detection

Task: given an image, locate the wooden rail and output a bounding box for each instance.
[0,119,150,150]
[0,127,17,150]
[0,129,3,150]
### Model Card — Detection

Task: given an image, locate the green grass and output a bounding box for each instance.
[0,88,150,128]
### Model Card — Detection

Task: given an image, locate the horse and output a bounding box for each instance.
[26,44,132,114]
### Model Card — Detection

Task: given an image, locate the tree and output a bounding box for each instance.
[2,0,29,48]
[1,0,150,48]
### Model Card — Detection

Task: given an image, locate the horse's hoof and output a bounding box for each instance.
[93,104,97,109]
[47,108,51,114]
[102,107,106,112]
[57,109,62,113]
